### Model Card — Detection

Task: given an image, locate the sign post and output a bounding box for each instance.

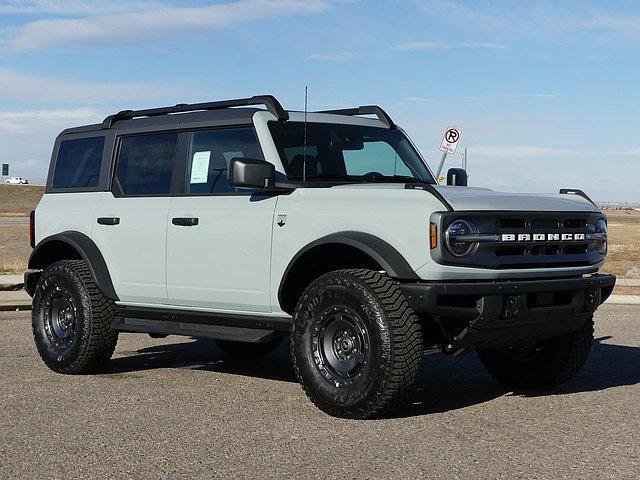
[1,163,8,177]
[436,125,462,179]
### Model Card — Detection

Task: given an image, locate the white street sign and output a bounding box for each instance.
[439,125,462,155]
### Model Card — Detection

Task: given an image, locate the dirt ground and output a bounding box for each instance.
[0,184,44,216]
[0,224,29,274]
[600,210,640,279]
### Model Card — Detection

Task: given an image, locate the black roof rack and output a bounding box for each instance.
[102,95,288,129]
[317,105,395,129]
[559,188,598,207]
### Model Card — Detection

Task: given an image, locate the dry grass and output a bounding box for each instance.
[613,286,640,296]
[0,184,44,216]
[0,225,30,274]
[601,210,640,279]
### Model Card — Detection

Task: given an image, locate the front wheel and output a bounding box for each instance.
[478,318,594,389]
[291,269,423,419]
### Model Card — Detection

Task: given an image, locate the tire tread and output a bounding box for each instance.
[291,268,423,418]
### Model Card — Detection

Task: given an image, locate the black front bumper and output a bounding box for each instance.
[400,274,616,354]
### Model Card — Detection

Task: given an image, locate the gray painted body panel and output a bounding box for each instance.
[433,186,598,212]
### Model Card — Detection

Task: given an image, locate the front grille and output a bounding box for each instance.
[433,211,606,270]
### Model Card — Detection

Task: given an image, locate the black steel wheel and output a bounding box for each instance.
[291,269,423,419]
[41,283,79,356]
[312,306,371,385]
[32,260,119,374]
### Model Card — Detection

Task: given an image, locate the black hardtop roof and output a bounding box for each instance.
[59,95,395,136]
[60,106,263,136]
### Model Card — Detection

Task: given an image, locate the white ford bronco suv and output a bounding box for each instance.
[26,95,615,418]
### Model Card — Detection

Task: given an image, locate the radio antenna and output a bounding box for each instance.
[302,86,308,184]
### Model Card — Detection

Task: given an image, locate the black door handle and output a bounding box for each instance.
[97,217,120,225]
[172,217,199,226]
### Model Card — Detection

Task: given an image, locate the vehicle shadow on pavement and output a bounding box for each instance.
[397,336,640,418]
[106,336,640,417]
[512,336,640,397]
[107,338,297,383]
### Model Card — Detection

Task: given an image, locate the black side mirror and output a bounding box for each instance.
[447,168,468,187]
[230,158,276,189]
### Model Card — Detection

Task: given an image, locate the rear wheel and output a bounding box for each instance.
[215,338,282,358]
[291,269,423,419]
[478,318,594,389]
[32,260,119,374]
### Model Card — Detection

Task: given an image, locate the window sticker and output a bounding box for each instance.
[190,151,211,184]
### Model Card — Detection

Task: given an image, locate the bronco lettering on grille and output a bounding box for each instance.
[500,233,586,242]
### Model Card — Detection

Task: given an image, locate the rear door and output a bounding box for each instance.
[166,126,277,312]
[92,132,178,304]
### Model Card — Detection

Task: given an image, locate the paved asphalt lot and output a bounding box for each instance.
[1,305,638,479]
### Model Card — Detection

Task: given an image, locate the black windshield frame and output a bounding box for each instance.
[268,121,435,185]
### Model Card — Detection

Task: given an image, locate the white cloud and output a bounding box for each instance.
[394,41,448,51]
[0,67,180,103]
[463,93,558,102]
[413,0,640,38]
[0,107,106,182]
[405,97,431,102]
[7,0,331,51]
[394,41,507,51]
[0,107,103,133]
[471,145,640,160]
[306,52,354,61]
[472,146,589,159]
[0,0,162,15]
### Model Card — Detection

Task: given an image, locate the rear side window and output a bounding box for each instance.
[52,137,105,189]
[116,133,178,196]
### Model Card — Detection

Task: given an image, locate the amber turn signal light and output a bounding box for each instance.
[430,222,437,249]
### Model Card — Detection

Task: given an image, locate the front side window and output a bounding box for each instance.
[116,133,178,196]
[185,127,263,195]
[52,136,105,189]
[268,122,434,184]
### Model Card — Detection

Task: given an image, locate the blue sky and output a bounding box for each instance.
[0,0,638,201]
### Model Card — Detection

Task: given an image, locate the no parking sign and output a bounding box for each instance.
[439,126,462,155]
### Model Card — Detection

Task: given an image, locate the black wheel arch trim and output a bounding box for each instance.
[28,231,119,300]
[278,231,419,308]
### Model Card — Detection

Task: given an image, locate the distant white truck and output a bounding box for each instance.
[5,176,29,184]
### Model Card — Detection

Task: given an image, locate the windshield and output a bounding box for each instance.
[268,121,435,184]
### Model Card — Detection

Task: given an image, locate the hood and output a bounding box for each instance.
[433,186,599,212]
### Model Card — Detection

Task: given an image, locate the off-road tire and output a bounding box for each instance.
[32,260,119,374]
[478,318,594,389]
[215,338,282,358]
[291,269,423,419]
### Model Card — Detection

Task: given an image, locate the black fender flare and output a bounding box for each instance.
[28,231,119,300]
[278,231,419,307]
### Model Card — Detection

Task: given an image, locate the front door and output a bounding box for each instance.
[166,126,277,313]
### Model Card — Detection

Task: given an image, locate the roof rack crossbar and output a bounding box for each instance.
[317,105,395,129]
[102,95,288,129]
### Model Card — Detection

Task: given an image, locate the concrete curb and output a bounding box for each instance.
[605,294,640,305]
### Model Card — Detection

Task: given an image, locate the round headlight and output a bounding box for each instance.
[445,219,478,257]
[595,218,607,254]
